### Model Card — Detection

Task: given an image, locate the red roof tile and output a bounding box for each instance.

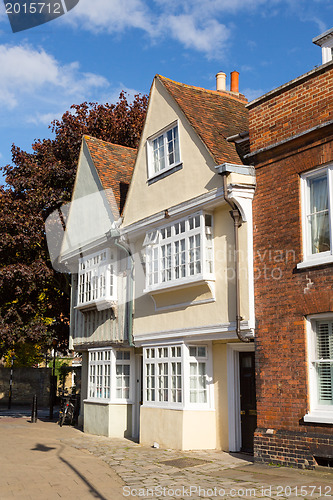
[84,136,137,215]
[157,75,248,165]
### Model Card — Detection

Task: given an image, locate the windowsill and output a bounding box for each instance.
[303,410,333,424]
[142,403,214,411]
[84,399,133,405]
[75,298,117,312]
[144,275,215,296]
[297,254,333,269]
[147,162,183,185]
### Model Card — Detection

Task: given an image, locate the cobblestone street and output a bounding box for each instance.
[1,410,333,499]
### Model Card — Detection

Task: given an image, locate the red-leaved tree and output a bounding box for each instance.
[0,92,148,359]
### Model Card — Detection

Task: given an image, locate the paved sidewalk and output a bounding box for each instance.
[0,415,124,499]
[0,411,333,499]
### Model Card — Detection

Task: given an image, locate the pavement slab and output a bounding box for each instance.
[1,409,333,499]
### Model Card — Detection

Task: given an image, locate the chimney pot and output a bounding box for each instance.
[216,72,226,92]
[230,71,239,93]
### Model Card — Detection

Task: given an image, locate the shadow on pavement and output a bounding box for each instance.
[58,451,108,500]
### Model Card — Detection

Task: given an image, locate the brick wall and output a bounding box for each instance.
[250,63,333,468]
[248,62,333,152]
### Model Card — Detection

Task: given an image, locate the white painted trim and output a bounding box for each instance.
[297,254,333,269]
[142,341,215,411]
[86,347,135,405]
[304,411,333,424]
[300,164,333,265]
[226,184,256,334]
[227,343,255,452]
[146,120,181,180]
[132,353,142,440]
[122,188,225,237]
[305,313,333,423]
[133,320,254,346]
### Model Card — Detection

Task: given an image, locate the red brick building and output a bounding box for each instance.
[247,31,333,468]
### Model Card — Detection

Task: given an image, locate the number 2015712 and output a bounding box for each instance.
[5,3,62,14]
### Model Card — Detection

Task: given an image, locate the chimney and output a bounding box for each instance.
[230,71,239,93]
[216,72,226,92]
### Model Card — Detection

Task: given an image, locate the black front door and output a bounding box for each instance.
[239,351,257,453]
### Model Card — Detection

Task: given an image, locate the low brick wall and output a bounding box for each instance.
[0,367,51,407]
[255,428,333,469]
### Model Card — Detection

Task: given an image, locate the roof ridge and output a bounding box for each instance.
[84,135,137,151]
[156,74,247,103]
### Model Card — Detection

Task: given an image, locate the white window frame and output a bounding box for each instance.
[144,344,183,408]
[143,343,213,410]
[115,350,131,401]
[78,248,117,309]
[87,348,133,404]
[147,121,181,179]
[143,212,214,293]
[304,314,333,424]
[298,165,333,269]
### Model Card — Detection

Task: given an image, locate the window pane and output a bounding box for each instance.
[308,175,330,254]
[315,321,333,405]
[198,346,207,358]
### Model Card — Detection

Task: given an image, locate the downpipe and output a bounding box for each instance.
[223,174,251,343]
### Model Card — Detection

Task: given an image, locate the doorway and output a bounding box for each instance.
[239,351,257,453]
[227,344,256,453]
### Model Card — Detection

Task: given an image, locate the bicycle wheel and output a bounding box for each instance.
[59,408,67,427]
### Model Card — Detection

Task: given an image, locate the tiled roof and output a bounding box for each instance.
[157,75,248,165]
[84,136,137,215]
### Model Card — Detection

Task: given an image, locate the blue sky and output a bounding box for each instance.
[0,0,332,185]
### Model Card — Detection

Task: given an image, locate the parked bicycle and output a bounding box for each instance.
[58,389,78,427]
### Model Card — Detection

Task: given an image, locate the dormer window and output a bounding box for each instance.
[78,248,116,310]
[147,122,181,179]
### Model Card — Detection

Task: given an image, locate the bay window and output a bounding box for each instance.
[88,348,132,403]
[144,212,214,292]
[143,344,212,409]
[78,249,116,309]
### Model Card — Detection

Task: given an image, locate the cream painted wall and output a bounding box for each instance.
[182,411,216,450]
[122,77,253,339]
[213,342,229,450]
[140,407,216,450]
[122,78,222,227]
[140,407,183,449]
[131,204,242,338]
[84,402,132,438]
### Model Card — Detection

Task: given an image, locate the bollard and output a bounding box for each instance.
[31,394,37,423]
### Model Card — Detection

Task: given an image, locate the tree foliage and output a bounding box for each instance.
[0,92,148,357]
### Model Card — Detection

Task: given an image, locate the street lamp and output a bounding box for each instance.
[49,338,58,420]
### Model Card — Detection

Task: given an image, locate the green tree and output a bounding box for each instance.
[0,93,148,358]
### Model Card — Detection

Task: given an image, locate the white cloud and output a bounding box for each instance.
[0,45,108,109]
[65,0,328,59]
[242,87,266,101]
[67,0,154,34]
[165,16,230,58]
[0,43,108,123]
[64,0,234,58]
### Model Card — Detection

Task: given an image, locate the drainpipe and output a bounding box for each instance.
[114,238,135,348]
[222,174,251,343]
